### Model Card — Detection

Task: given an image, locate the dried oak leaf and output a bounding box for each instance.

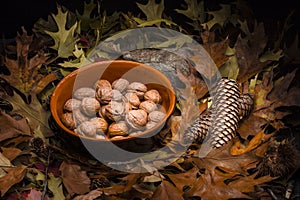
[1,147,22,161]
[237,114,268,140]
[3,92,53,137]
[59,161,91,195]
[75,1,97,31]
[48,173,66,200]
[0,165,27,197]
[175,0,205,24]
[2,29,57,97]
[0,111,31,142]
[167,167,199,192]
[228,172,276,193]
[73,190,103,200]
[200,30,230,68]
[136,0,164,21]
[201,4,232,30]
[230,129,273,156]
[192,142,258,176]
[235,21,270,83]
[43,6,80,58]
[253,68,300,122]
[184,170,250,200]
[101,173,143,196]
[152,180,184,200]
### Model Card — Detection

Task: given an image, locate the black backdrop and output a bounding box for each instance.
[0,0,299,38]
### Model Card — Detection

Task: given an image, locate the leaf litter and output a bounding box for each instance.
[0,0,299,199]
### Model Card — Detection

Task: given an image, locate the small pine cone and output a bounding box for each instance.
[238,94,254,119]
[209,79,241,148]
[257,139,300,177]
[90,177,110,189]
[183,110,214,144]
[29,137,49,155]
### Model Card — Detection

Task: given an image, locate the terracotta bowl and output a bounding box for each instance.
[50,60,176,146]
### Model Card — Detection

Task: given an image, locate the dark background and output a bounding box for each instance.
[0,0,299,39]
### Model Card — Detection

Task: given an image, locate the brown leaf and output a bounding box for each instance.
[228,172,276,193]
[253,70,274,111]
[201,30,230,68]
[1,147,22,161]
[230,129,273,155]
[167,167,199,192]
[152,180,184,200]
[192,142,258,176]
[0,165,27,197]
[1,29,56,97]
[102,173,142,196]
[59,161,91,195]
[253,68,300,123]
[0,111,32,142]
[184,170,250,200]
[235,21,270,83]
[73,190,103,200]
[237,115,268,140]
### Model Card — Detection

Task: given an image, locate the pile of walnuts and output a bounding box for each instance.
[61,78,166,139]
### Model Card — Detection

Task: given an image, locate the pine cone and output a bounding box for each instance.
[183,78,254,149]
[238,94,254,119]
[90,177,110,189]
[209,79,241,148]
[257,139,300,177]
[29,137,49,155]
[183,109,214,144]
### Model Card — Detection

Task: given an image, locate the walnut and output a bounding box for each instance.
[124,92,140,109]
[139,100,158,113]
[112,89,123,101]
[105,101,125,121]
[64,98,81,112]
[127,82,147,99]
[95,79,112,90]
[125,109,147,130]
[99,105,108,119]
[73,87,95,100]
[144,89,161,104]
[112,78,129,93]
[145,121,157,130]
[80,97,101,117]
[108,121,128,137]
[73,109,90,126]
[76,121,97,137]
[90,117,108,134]
[96,88,113,104]
[61,112,76,129]
[148,110,166,123]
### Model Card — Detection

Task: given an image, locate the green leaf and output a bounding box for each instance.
[175,0,205,23]
[48,173,65,200]
[75,1,97,31]
[4,92,53,137]
[136,0,165,22]
[134,18,179,28]
[259,49,283,62]
[59,45,86,73]
[44,6,80,58]
[201,4,231,30]
[219,47,239,80]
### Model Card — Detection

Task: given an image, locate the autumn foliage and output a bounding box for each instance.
[0,0,299,199]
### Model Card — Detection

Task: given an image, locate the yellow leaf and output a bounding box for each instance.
[136,0,165,21]
[201,4,231,30]
[44,6,79,58]
[230,129,273,155]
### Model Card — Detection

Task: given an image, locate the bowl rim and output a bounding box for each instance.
[50,60,176,142]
